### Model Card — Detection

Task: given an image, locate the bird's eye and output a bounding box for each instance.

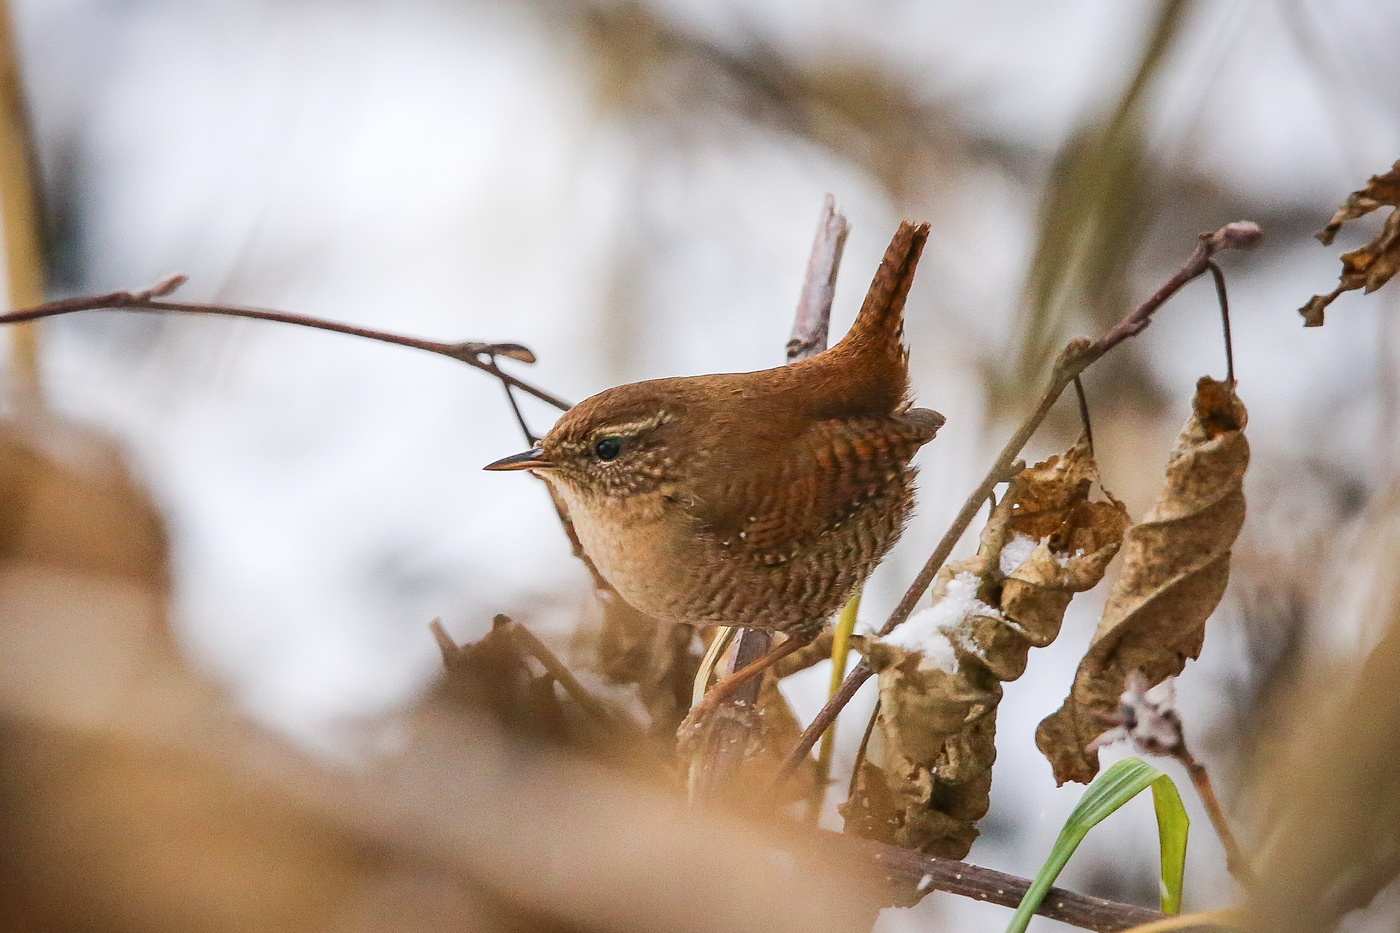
[594,437,623,461]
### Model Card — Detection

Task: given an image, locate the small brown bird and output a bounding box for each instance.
[486,222,942,646]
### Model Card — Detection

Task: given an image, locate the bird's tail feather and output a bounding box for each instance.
[809,221,929,414]
[844,221,929,361]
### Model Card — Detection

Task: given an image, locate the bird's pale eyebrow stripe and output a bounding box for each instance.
[596,411,674,438]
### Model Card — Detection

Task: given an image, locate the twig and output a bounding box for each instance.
[1073,374,1095,454]
[0,274,571,411]
[846,696,880,799]
[499,382,542,445]
[1088,673,1254,887]
[775,221,1263,782]
[1175,747,1252,886]
[787,193,850,362]
[775,664,873,785]
[689,196,849,802]
[1205,259,1235,385]
[831,835,1230,933]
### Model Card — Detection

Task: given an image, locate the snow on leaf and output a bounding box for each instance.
[843,436,1127,858]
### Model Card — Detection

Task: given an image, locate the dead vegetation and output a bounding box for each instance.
[3,2,1400,931]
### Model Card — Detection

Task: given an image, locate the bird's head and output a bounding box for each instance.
[483,379,690,502]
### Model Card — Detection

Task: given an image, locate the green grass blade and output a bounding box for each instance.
[1150,772,1189,914]
[1005,758,1189,933]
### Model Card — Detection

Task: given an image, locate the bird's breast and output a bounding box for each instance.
[549,480,704,623]
[548,453,920,633]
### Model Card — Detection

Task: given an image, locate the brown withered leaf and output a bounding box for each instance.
[432,615,570,743]
[1301,159,1400,326]
[594,591,700,740]
[842,438,1128,858]
[431,614,675,784]
[1038,377,1248,784]
[975,436,1131,679]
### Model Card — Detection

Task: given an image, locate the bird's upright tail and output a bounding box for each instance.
[817,221,930,412]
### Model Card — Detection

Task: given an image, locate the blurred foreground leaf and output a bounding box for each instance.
[1006,757,1188,933]
[1243,507,1400,932]
[0,0,46,403]
[0,415,888,933]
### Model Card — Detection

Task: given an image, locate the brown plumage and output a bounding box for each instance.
[486,222,943,637]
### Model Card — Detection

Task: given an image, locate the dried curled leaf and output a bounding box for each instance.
[842,438,1128,857]
[432,614,674,784]
[1037,378,1248,784]
[1301,159,1400,326]
[977,436,1132,679]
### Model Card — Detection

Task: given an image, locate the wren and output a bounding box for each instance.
[485,221,943,640]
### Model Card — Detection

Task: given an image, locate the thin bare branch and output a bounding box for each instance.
[833,835,1210,932]
[1206,259,1235,385]
[0,277,572,412]
[1176,746,1252,886]
[1073,375,1095,454]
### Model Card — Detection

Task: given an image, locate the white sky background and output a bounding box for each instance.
[7,0,1400,927]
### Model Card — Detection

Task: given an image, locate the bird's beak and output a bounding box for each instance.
[483,447,553,471]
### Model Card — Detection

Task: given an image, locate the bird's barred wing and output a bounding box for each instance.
[694,409,942,553]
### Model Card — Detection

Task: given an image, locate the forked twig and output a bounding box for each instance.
[0,274,571,411]
[776,221,1263,783]
[1088,673,1253,886]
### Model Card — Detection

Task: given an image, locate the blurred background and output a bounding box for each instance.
[2,0,1399,930]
